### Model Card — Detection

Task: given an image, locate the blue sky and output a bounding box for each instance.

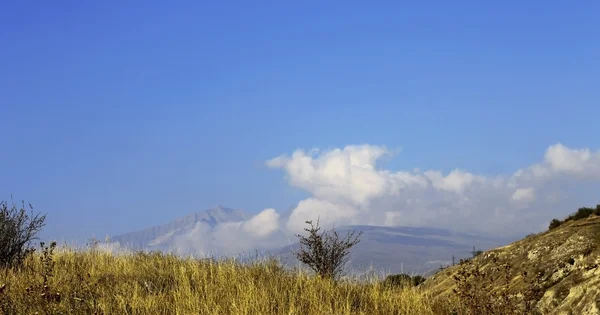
[1,2,599,242]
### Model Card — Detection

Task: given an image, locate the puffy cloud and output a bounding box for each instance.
[285,198,359,233]
[511,188,535,202]
[172,209,288,257]
[512,144,600,183]
[175,143,600,256]
[424,170,485,194]
[266,145,391,206]
[242,208,280,237]
[544,144,600,178]
[268,143,600,237]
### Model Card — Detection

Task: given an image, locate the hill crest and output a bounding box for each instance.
[110,205,245,249]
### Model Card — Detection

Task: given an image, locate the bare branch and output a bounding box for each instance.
[293,219,362,280]
[0,199,46,268]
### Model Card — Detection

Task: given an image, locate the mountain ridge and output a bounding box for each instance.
[110,205,246,250]
[274,224,507,275]
[108,207,509,275]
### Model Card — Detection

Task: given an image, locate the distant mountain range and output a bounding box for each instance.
[109,206,509,275]
[275,224,507,275]
[110,205,245,251]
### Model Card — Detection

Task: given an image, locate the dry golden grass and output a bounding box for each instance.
[0,244,444,315]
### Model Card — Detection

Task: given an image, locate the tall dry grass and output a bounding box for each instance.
[0,244,443,315]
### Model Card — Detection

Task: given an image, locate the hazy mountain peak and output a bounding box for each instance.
[110,206,245,250]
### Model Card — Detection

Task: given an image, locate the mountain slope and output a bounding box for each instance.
[110,206,245,250]
[275,225,508,275]
[423,214,600,314]
[109,207,509,275]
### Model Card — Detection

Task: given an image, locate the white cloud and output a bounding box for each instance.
[285,198,359,233]
[511,187,535,202]
[172,209,288,257]
[242,208,280,237]
[424,169,485,194]
[511,144,600,183]
[510,187,536,211]
[266,145,391,206]
[544,143,600,178]
[267,143,600,236]
[173,143,600,256]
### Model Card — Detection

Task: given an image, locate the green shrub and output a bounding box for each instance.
[383,273,412,288]
[548,204,600,231]
[383,274,426,288]
[569,207,595,221]
[549,219,562,230]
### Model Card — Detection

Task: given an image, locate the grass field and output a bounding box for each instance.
[0,243,463,315]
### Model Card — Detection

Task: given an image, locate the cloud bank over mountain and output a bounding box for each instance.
[170,208,288,257]
[165,143,600,256]
[265,143,600,236]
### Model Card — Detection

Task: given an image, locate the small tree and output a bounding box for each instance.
[0,199,46,268]
[294,219,362,280]
[383,273,411,288]
[549,204,600,231]
[548,218,562,230]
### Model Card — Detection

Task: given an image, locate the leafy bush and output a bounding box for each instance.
[549,218,562,230]
[0,199,46,268]
[548,204,600,230]
[294,220,362,280]
[383,273,411,288]
[571,207,596,221]
[383,274,426,288]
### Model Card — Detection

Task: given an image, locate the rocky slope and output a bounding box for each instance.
[424,214,600,314]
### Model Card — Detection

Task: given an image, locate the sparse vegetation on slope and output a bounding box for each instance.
[548,204,600,230]
[425,214,600,315]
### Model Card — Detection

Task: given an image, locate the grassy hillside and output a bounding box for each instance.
[0,245,448,315]
[3,206,598,314]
